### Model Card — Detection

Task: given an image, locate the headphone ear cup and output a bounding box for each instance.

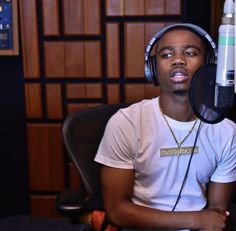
[150,56,159,85]
[206,49,217,64]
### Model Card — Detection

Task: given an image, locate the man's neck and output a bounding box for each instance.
[159,93,196,122]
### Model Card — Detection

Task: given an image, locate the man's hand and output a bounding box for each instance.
[196,208,229,230]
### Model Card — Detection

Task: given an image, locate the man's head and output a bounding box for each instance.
[144,23,216,86]
[156,28,207,95]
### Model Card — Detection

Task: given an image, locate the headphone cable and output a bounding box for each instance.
[172,120,203,212]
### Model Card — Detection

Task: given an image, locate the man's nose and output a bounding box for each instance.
[171,54,186,66]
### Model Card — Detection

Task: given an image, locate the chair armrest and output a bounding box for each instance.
[56,188,87,217]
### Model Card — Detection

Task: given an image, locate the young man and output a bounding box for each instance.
[95,24,236,230]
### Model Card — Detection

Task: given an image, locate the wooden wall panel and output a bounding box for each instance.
[46,84,63,119]
[69,163,81,188]
[44,42,65,77]
[107,84,120,104]
[27,124,64,191]
[66,84,86,99]
[106,0,124,16]
[63,0,101,35]
[65,42,85,77]
[83,0,101,35]
[124,23,145,78]
[63,0,83,35]
[25,83,43,118]
[86,84,103,98]
[42,0,60,36]
[145,23,165,45]
[19,0,40,78]
[124,0,144,15]
[106,23,120,78]
[145,84,161,99]
[125,84,145,103]
[125,84,161,102]
[145,0,165,15]
[31,196,59,217]
[85,41,102,78]
[165,0,181,15]
[106,0,180,16]
[66,84,102,99]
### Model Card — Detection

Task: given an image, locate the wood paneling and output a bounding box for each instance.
[165,0,181,15]
[145,84,161,99]
[125,84,145,102]
[85,41,102,78]
[65,42,85,77]
[86,84,103,98]
[107,84,120,104]
[25,84,43,118]
[83,0,101,35]
[106,0,180,16]
[63,0,83,35]
[145,0,165,15]
[125,23,145,77]
[69,163,81,188]
[31,195,59,217]
[66,84,102,99]
[42,0,60,36]
[19,0,40,78]
[27,124,64,191]
[63,0,101,35]
[46,84,63,119]
[145,23,165,45]
[44,42,65,77]
[124,0,144,15]
[106,23,120,78]
[66,84,86,99]
[125,84,160,102]
[106,0,124,16]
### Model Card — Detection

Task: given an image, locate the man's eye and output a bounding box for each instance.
[185,51,196,56]
[161,53,172,58]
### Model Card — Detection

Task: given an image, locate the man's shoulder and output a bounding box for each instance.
[109,98,158,125]
[121,97,158,113]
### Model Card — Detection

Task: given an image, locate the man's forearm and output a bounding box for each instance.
[105,201,227,230]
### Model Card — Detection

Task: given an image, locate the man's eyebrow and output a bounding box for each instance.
[156,46,174,55]
[183,45,202,52]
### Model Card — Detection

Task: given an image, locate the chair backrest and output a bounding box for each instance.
[62,103,129,206]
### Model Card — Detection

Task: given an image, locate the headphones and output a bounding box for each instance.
[144,23,217,85]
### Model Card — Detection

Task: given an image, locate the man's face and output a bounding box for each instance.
[156,29,206,95]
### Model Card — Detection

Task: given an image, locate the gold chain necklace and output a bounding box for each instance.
[159,100,198,156]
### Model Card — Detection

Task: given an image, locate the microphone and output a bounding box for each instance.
[214,0,235,108]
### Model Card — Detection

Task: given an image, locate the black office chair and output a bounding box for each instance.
[56,103,129,230]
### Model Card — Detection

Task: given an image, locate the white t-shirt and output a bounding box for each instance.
[95,97,236,230]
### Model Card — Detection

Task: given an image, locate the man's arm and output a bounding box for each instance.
[207,181,236,210]
[101,166,228,230]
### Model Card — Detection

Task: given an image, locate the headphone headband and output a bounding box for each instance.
[144,23,217,84]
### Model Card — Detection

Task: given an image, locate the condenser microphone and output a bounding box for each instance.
[214,0,235,108]
[189,0,235,124]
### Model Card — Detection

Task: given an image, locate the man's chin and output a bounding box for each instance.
[173,89,189,95]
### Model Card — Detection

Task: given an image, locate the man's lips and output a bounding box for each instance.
[169,68,189,83]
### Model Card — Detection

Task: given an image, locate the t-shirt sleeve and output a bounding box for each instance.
[94,110,136,169]
[210,127,236,183]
